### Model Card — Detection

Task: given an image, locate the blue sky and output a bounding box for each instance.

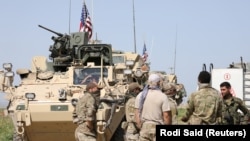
[1,0,250,106]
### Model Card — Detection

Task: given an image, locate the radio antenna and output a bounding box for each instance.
[68,0,72,34]
[173,24,178,74]
[132,0,137,53]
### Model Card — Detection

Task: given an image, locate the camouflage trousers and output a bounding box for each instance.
[139,122,156,141]
[75,122,96,141]
[124,122,139,141]
[188,115,218,125]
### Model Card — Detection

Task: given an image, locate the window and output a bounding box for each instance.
[112,56,125,64]
[74,68,108,85]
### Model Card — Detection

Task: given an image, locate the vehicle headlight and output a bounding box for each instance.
[25,93,36,100]
[71,98,78,106]
[124,69,132,74]
[134,70,143,77]
[3,63,12,70]
[58,88,67,100]
[125,60,134,66]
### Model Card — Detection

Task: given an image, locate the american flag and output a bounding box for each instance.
[141,43,148,62]
[79,2,92,39]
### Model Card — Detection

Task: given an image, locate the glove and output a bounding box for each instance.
[181,117,188,122]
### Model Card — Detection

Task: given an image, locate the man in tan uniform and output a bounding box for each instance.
[122,82,142,141]
[135,73,172,141]
[162,82,178,125]
[74,82,101,141]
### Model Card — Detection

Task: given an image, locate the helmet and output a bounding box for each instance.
[128,82,142,92]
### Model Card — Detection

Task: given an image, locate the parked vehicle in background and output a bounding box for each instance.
[0,25,149,141]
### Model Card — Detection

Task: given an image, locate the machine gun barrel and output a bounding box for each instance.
[38,25,64,37]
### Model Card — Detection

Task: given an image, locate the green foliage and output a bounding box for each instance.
[177,107,187,125]
[0,108,14,141]
[177,108,186,118]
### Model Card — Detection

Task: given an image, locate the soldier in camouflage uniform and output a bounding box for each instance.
[162,82,178,125]
[122,82,142,141]
[74,82,101,141]
[174,83,187,106]
[181,71,223,125]
[220,81,250,125]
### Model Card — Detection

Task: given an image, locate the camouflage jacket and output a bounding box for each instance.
[222,96,250,125]
[183,83,223,125]
[125,96,136,123]
[75,92,98,123]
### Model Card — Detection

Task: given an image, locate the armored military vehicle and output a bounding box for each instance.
[0,25,149,141]
[149,70,187,105]
[112,50,149,86]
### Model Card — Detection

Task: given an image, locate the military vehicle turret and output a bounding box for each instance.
[0,25,149,141]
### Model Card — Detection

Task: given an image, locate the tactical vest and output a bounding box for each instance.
[75,92,97,123]
[222,97,242,125]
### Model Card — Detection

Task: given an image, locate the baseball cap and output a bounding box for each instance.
[128,82,142,92]
[148,73,161,83]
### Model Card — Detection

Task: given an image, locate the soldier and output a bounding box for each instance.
[174,83,187,106]
[220,81,250,125]
[162,82,178,125]
[74,82,101,141]
[181,71,223,125]
[122,82,142,141]
[135,73,172,141]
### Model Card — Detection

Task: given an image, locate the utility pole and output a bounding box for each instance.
[68,0,72,34]
[132,0,137,53]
